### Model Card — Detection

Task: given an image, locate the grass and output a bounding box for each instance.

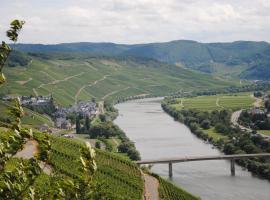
[170,92,254,111]
[203,127,228,142]
[106,137,121,152]
[1,57,240,106]
[258,130,270,136]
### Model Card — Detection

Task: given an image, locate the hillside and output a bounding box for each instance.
[0,128,199,199]
[1,54,237,106]
[12,40,270,80]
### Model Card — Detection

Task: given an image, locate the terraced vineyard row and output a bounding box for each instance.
[156,175,200,200]
[95,149,143,199]
[33,132,143,199]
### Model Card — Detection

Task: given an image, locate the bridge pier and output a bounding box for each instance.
[230,159,235,176]
[169,162,173,178]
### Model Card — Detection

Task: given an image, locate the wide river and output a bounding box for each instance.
[114,98,270,200]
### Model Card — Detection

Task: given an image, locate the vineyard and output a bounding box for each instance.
[154,175,200,200]
[33,131,144,199]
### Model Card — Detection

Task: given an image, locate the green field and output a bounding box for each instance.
[258,130,270,136]
[203,128,228,142]
[170,93,254,111]
[1,56,239,106]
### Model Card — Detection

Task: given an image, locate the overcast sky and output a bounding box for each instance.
[0,0,269,44]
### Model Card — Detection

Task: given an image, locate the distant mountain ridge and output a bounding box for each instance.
[12,40,270,80]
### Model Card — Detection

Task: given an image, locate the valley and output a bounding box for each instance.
[1,54,237,106]
[1,1,270,198]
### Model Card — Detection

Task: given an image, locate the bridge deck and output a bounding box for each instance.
[136,153,270,164]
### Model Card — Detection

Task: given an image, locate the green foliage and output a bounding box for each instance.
[215,123,229,134]
[151,173,200,200]
[0,20,25,85]
[76,116,81,134]
[0,158,41,199]
[200,119,210,129]
[6,51,31,67]
[90,121,124,139]
[118,142,141,161]
[84,115,91,131]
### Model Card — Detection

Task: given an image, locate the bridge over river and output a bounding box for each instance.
[136,153,270,177]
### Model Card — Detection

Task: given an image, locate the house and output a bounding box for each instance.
[39,124,50,132]
[55,117,72,129]
[250,108,265,115]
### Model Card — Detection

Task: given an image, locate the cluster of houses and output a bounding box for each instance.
[1,94,98,131]
[54,101,97,129]
[249,95,270,117]
[20,95,53,106]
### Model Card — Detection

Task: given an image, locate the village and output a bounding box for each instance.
[1,95,98,133]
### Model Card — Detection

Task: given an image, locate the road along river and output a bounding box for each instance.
[114,98,270,200]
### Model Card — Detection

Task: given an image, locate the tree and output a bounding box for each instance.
[95,141,101,149]
[76,116,81,134]
[215,123,228,134]
[85,115,90,132]
[99,114,106,122]
[201,119,210,129]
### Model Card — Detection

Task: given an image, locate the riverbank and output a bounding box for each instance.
[114,98,270,200]
[161,98,270,181]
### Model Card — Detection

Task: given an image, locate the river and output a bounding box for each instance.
[114,98,270,200]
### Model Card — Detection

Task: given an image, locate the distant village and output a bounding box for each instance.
[1,95,98,131]
[54,101,97,129]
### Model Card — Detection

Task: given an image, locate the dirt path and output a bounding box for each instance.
[32,72,84,97]
[216,97,223,108]
[101,86,130,100]
[15,140,39,159]
[16,77,32,85]
[40,71,56,81]
[143,173,159,200]
[251,94,262,107]
[74,75,110,104]
[33,88,38,96]
[230,109,251,131]
[230,94,262,132]
[180,99,184,107]
[39,161,52,175]
[98,101,105,114]
[84,62,98,71]
[14,139,52,175]
[38,72,84,89]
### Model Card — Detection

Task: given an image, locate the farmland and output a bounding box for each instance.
[1,55,239,106]
[169,92,254,111]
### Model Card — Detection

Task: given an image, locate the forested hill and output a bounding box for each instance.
[12,40,270,80]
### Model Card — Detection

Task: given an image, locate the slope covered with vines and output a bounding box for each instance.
[33,131,143,199]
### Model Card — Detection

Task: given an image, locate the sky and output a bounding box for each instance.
[0,0,269,44]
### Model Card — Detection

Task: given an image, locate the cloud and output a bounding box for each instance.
[0,0,269,44]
